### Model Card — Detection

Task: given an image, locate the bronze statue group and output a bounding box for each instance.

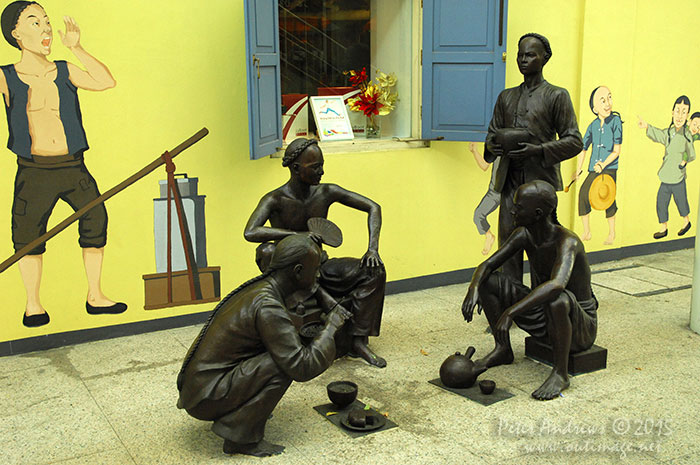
[175,32,606,457]
[0,3,685,458]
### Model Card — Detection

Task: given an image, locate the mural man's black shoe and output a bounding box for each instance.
[653,230,668,239]
[23,312,50,327]
[678,222,691,236]
[86,302,127,314]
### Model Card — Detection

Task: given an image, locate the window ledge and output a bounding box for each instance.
[272,138,430,157]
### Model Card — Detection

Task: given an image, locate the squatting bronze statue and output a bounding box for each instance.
[177,234,352,457]
[462,181,598,400]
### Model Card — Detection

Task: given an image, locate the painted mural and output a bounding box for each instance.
[471,83,700,254]
[0,1,124,328]
[469,141,500,255]
[638,95,696,239]
[572,86,622,245]
[0,0,697,351]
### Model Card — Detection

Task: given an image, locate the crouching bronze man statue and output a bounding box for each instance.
[177,235,352,457]
[462,181,598,400]
[244,138,387,367]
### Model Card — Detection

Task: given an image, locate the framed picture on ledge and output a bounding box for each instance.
[309,96,355,142]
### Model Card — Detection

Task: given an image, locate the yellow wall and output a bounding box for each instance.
[0,0,698,343]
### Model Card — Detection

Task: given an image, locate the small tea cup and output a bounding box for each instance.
[479,379,496,395]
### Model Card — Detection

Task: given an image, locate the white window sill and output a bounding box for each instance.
[272,137,430,157]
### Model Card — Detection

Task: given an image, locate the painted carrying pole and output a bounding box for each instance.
[0,128,209,274]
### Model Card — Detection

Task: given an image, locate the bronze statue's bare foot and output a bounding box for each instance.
[476,345,514,368]
[349,338,387,368]
[531,369,569,400]
[223,439,285,457]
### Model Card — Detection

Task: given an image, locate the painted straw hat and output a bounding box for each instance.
[589,174,616,211]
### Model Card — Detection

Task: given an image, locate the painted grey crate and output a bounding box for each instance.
[159,175,198,198]
[153,195,207,273]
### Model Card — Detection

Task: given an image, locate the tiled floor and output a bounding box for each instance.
[1,249,698,465]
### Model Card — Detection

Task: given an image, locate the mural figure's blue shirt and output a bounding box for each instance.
[0,61,89,159]
[583,113,622,171]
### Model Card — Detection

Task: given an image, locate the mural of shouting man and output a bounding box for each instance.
[1,1,125,327]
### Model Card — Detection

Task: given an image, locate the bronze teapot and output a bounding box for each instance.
[439,346,487,388]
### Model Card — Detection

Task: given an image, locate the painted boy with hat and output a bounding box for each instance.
[572,86,622,245]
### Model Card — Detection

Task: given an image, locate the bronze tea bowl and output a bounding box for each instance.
[327,381,358,408]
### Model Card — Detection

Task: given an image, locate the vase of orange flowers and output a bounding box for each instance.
[344,67,398,139]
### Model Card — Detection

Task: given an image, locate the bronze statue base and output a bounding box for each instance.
[429,378,514,406]
[525,337,607,375]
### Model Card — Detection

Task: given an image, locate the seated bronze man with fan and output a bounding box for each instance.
[462,180,598,400]
[244,138,387,368]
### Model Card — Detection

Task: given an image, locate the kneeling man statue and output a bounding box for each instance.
[177,234,351,456]
[462,180,598,400]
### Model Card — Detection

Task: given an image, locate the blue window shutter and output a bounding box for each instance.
[245,0,283,160]
[422,0,508,141]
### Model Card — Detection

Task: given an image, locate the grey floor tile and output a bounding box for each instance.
[591,272,667,295]
[0,351,54,374]
[664,454,700,465]
[66,331,186,380]
[633,250,695,277]
[0,365,122,465]
[166,324,204,349]
[50,448,136,465]
[613,266,692,289]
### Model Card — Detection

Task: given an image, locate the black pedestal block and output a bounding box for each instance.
[525,337,607,375]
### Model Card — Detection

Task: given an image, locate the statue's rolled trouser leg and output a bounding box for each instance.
[320,257,386,337]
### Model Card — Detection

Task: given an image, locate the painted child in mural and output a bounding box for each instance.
[637,95,696,239]
[469,141,500,255]
[0,1,125,327]
[245,138,387,367]
[689,112,700,142]
[572,86,622,245]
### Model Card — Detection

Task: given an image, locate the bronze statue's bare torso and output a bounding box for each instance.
[523,227,592,301]
[266,184,334,232]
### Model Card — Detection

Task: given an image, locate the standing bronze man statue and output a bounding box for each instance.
[177,234,352,457]
[245,138,387,367]
[485,32,583,281]
[462,181,598,400]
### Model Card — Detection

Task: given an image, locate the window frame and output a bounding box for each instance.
[245,0,506,158]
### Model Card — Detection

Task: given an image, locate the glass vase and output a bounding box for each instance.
[365,114,381,139]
